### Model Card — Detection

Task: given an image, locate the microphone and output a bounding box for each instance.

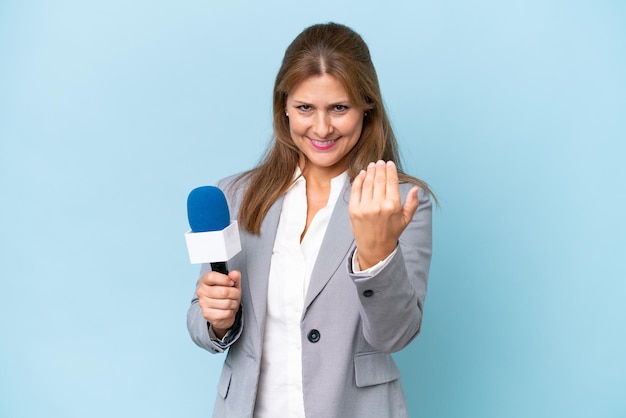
[184,186,241,274]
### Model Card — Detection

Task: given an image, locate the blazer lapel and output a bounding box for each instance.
[245,195,283,338]
[303,179,355,313]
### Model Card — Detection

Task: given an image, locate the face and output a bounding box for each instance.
[285,73,364,179]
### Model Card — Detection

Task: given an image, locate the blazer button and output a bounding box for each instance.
[307,329,320,343]
[363,289,374,297]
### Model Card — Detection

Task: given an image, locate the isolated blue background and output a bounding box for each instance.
[1,1,624,417]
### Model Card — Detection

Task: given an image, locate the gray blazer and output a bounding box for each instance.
[187,174,432,418]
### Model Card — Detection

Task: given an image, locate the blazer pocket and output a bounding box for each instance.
[354,352,401,388]
[217,362,232,399]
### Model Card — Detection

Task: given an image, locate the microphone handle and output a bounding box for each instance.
[210,262,229,275]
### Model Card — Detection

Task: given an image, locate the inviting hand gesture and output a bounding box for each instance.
[348,160,419,270]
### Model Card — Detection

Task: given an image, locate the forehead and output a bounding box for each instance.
[288,74,351,102]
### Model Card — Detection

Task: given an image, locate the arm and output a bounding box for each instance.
[348,161,432,353]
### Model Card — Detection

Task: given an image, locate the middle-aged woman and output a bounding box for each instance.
[187,22,434,418]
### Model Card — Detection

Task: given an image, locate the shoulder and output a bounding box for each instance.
[398,181,432,208]
[216,171,252,208]
[216,172,246,190]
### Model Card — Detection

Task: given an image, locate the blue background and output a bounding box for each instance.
[1,1,625,417]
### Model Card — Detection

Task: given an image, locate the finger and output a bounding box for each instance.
[209,284,240,300]
[199,271,234,287]
[202,307,237,325]
[349,169,366,208]
[402,186,420,224]
[372,160,387,202]
[197,284,240,302]
[361,161,376,202]
[201,297,240,311]
[385,161,401,203]
[227,270,241,288]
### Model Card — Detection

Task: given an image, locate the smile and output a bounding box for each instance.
[309,137,338,150]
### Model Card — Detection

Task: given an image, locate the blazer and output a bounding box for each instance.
[187,174,432,418]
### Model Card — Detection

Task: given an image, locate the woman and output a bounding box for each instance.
[187,22,433,418]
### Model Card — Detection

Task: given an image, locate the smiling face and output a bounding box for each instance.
[285,73,365,180]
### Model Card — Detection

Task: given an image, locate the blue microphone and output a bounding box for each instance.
[187,186,230,233]
[185,186,241,273]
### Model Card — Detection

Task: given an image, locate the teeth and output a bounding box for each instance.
[311,138,337,146]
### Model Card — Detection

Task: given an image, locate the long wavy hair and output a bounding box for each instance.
[234,22,434,234]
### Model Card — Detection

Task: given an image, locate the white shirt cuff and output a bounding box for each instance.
[351,247,398,276]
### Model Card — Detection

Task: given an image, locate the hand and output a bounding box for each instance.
[196,270,241,339]
[349,160,419,270]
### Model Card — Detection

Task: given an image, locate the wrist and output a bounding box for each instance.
[357,245,396,270]
[212,327,228,339]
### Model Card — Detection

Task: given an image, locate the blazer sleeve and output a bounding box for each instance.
[349,186,433,353]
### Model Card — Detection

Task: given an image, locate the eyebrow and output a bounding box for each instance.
[289,98,351,105]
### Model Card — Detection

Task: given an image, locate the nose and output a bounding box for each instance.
[312,111,334,138]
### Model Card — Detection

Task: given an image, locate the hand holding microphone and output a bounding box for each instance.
[185,186,242,338]
[196,270,241,337]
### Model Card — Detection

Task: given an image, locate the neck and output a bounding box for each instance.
[299,161,346,188]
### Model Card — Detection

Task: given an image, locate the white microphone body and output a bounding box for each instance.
[184,220,242,265]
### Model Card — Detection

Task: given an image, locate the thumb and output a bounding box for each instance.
[402,186,420,224]
[228,270,241,288]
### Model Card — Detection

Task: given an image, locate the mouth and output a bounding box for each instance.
[309,137,339,150]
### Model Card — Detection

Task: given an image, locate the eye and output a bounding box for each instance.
[297,104,312,112]
[332,104,348,112]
